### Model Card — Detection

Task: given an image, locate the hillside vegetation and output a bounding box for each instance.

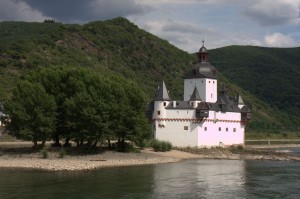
[1,18,300,134]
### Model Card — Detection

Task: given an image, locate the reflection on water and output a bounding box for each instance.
[152,160,246,198]
[0,158,300,199]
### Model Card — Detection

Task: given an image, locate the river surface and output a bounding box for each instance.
[0,156,300,198]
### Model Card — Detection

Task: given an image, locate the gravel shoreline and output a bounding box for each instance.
[0,143,299,171]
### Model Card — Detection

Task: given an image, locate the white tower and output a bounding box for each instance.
[184,41,217,103]
[153,81,171,126]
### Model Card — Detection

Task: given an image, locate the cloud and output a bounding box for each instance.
[162,21,215,35]
[0,0,49,22]
[21,0,152,23]
[264,32,298,47]
[243,0,300,26]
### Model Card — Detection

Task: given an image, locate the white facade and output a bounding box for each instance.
[154,109,245,147]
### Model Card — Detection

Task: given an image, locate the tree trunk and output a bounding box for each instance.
[41,139,46,147]
[63,137,71,147]
[33,140,38,149]
[93,140,98,147]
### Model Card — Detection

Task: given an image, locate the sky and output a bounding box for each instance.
[0,0,300,52]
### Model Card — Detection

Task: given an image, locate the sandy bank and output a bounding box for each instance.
[0,143,299,171]
[0,147,199,171]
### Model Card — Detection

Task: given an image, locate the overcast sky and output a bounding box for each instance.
[1,0,300,52]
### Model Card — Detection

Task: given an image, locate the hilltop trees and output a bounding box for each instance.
[5,66,151,149]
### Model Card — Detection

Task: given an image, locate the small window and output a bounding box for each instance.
[209,81,210,83]
[191,102,194,107]
[233,128,236,132]
[163,102,166,106]
[204,127,207,131]
[219,127,221,131]
[226,128,228,132]
[184,126,188,130]
[213,81,215,84]
[157,111,160,115]
[198,103,200,106]
[202,81,203,83]
[176,102,179,105]
[211,94,213,98]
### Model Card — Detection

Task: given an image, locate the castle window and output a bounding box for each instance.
[157,111,160,115]
[163,102,166,106]
[209,81,210,83]
[211,94,213,98]
[202,81,203,83]
[226,128,228,132]
[219,127,221,131]
[213,81,215,84]
[204,127,207,131]
[233,128,236,132]
[191,102,194,107]
[184,126,188,130]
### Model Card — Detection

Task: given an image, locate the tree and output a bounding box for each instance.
[5,81,56,148]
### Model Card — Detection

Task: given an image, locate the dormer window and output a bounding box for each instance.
[163,102,166,106]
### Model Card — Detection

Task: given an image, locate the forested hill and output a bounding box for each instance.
[0,18,300,133]
[210,46,300,118]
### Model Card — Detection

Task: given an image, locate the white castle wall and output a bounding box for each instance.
[198,111,244,146]
[153,109,245,147]
[184,78,217,102]
[155,108,198,147]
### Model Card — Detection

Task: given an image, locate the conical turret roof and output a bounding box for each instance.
[237,94,245,105]
[190,87,202,101]
[155,81,171,101]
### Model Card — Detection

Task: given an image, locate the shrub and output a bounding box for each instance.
[58,148,66,158]
[237,145,244,150]
[40,149,49,159]
[152,140,172,152]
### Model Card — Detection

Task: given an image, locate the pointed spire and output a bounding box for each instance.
[237,94,244,105]
[198,38,208,62]
[155,81,171,101]
[190,87,202,101]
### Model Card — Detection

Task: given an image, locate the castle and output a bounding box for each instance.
[147,42,251,147]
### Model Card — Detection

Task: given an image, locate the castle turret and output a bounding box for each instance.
[153,81,171,126]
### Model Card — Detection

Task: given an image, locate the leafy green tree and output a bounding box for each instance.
[5,81,56,148]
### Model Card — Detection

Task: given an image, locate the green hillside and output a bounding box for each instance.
[0,18,300,134]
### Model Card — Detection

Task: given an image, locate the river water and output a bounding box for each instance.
[0,158,300,198]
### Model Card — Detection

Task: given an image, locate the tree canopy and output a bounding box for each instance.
[5,66,151,149]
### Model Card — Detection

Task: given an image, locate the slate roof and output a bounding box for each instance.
[166,101,194,109]
[237,94,245,105]
[155,81,171,101]
[185,62,217,79]
[189,87,202,101]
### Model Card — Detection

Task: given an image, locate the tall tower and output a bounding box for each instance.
[184,41,217,103]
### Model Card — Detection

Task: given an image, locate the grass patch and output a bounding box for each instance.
[58,148,66,158]
[40,149,49,159]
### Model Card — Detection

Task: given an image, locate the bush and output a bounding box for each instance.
[152,140,172,152]
[58,148,66,158]
[40,149,49,159]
